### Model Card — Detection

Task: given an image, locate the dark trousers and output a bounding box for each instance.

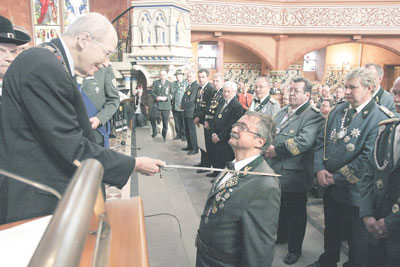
[318,186,366,267]
[200,127,212,167]
[276,191,307,253]
[150,108,169,137]
[365,228,400,267]
[172,110,185,138]
[184,117,198,150]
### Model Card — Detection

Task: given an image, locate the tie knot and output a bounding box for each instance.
[226,161,235,170]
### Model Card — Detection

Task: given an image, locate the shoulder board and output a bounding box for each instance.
[378,105,395,118]
[378,118,400,126]
[311,106,320,113]
[335,99,346,105]
[270,97,278,104]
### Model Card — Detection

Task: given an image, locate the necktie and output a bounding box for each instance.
[346,108,357,126]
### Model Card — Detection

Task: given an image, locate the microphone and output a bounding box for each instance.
[0,168,62,199]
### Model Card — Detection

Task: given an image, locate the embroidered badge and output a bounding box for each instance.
[350,128,361,138]
[392,204,399,214]
[376,179,384,190]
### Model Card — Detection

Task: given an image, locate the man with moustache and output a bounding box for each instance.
[0,16,31,105]
[196,112,281,267]
[207,81,243,178]
[0,13,163,224]
[364,63,396,114]
[266,77,324,265]
[249,76,281,118]
[181,69,200,154]
[150,69,173,141]
[308,68,395,267]
[193,69,215,167]
[359,76,400,267]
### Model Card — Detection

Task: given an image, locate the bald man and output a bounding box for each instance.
[0,13,164,224]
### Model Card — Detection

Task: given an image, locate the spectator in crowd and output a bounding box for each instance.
[320,99,334,117]
[237,82,253,111]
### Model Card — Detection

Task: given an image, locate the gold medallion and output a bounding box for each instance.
[219,203,224,209]
[289,129,295,134]
[187,91,191,95]
[218,114,222,119]
[392,204,399,214]
[212,206,217,214]
[224,192,230,199]
[343,136,350,143]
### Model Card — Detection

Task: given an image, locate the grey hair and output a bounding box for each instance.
[244,111,276,152]
[256,76,271,88]
[345,67,376,89]
[364,63,384,77]
[223,81,238,94]
[63,12,114,42]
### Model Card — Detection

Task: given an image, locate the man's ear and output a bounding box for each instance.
[254,136,266,150]
[76,32,91,51]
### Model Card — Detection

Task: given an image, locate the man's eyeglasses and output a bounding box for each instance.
[232,122,262,137]
[91,36,115,58]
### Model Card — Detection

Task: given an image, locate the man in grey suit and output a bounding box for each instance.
[364,63,397,114]
[81,65,119,147]
[249,76,281,118]
[196,111,281,267]
[266,77,324,265]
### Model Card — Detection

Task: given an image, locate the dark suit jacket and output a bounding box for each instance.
[314,100,393,207]
[268,102,324,192]
[360,118,400,233]
[196,156,281,267]
[181,81,200,118]
[211,98,243,144]
[374,87,396,114]
[194,82,215,123]
[0,38,134,223]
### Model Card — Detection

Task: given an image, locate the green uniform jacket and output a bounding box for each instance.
[360,118,400,233]
[82,66,120,145]
[196,156,281,267]
[151,79,173,110]
[314,100,393,207]
[181,81,200,118]
[374,87,396,114]
[171,80,188,111]
[268,102,324,192]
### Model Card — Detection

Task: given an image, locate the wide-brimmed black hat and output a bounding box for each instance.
[0,16,31,45]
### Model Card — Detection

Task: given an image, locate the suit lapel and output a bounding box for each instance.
[50,38,72,77]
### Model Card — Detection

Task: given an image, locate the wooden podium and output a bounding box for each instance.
[0,196,149,267]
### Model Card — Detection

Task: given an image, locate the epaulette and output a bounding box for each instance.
[379,105,395,118]
[378,118,400,126]
[335,99,346,105]
[311,106,320,113]
[270,97,278,104]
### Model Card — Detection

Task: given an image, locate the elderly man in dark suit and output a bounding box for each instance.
[266,77,324,265]
[364,63,397,114]
[196,111,281,267]
[359,76,400,267]
[150,69,173,141]
[0,12,163,224]
[308,68,395,267]
[207,81,243,178]
[81,65,120,147]
[181,69,200,154]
